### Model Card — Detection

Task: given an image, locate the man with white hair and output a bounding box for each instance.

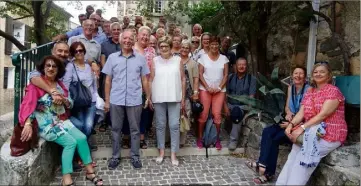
[192,24,203,37]
[68,19,101,77]
[156,28,166,39]
[103,29,151,170]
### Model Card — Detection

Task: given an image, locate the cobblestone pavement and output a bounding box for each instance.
[93,123,235,149]
[51,155,275,186]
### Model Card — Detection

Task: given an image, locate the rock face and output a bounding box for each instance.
[0,112,14,148]
[0,138,60,185]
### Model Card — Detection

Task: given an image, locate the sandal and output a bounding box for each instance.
[86,172,103,186]
[61,179,74,186]
[98,123,107,132]
[140,140,148,149]
[122,138,130,149]
[171,159,179,167]
[253,174,272,184]
[245,160,266,174]
[156,156,164,165]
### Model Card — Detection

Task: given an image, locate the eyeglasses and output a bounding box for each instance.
[75,49,84,54]
[45,64,57,69]
[315,61,329,65]
[159,45,170,48]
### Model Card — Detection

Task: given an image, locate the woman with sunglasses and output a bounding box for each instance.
[192,32,211,62]
[276,62,347,185]
[190,36,200,53]
[246,66,310,184]
[63,42,98,152]
[19,55,103,186]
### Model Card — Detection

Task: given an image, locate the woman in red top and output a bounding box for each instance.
[276,62,347,185]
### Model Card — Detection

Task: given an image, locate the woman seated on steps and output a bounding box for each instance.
[245,66,310,184]
[18,55,103,186]
[276,62,347,185]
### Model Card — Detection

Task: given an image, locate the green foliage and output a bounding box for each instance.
[0,0,72,44]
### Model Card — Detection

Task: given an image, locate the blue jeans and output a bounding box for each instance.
[122,108,153,135]
[258,124,291,176]
[70,102,97,137]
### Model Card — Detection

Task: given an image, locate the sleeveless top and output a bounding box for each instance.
[152,55,182,103]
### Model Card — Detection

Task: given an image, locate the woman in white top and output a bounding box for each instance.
[149,36,186,166]
[192,32,211,62]
[197,35,229,150]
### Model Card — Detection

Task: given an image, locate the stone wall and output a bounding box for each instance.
[266,1,360,76]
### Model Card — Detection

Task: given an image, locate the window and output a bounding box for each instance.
[154,0,162,13]
[3,67,15,89]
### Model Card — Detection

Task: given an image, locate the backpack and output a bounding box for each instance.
[202,115,218,157]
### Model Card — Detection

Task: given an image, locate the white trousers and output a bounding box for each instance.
[276,139,341,185]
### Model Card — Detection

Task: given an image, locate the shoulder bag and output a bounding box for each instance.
[69,63,92,110]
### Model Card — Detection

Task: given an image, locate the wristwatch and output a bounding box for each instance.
[300,124,306,131]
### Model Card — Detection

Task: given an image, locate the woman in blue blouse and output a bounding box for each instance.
[246,66,310,184]
[63,42,98,151]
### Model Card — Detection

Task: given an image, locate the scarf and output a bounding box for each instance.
[18,77,68,126]
[300,122,327,167]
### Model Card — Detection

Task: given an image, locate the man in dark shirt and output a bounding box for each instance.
[97,22,122,132]
[224,58,257,150]
[220,36,236,73]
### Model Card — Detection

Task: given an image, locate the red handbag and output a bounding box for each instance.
[10,122,39,157]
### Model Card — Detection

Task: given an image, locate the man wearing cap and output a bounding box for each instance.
[224,57,257,151]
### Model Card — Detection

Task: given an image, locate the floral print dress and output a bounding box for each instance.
[30,84,74,141]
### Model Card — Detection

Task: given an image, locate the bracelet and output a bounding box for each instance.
[25,122,32,127]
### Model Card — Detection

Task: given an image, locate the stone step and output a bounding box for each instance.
[92,147,245,159]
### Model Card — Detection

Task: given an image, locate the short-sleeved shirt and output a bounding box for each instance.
[101,37,121,59]
[227,73,257,105]
[68,34,101,63]
[198,54,229,92]
[101,50,150,106]
[301,84,348,143]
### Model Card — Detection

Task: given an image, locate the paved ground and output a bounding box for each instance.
[93,121,235,149]
[50,155,276,186]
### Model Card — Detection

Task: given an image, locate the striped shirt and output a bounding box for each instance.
[301,84,348,143]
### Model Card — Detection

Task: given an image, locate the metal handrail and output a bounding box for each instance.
[11,42,55,125]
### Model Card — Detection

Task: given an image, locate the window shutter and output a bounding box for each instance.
[3,67,9,89]
[24,25,31,49]
[4,15,14,55]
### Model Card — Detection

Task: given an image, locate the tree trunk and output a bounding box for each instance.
[32,1,46,45]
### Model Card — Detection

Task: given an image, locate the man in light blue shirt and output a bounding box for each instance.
[68,19,101,77]
[102,29,151,170]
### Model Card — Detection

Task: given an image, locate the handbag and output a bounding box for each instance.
[69,63,92,110]
[10,122,39,157]
[180,115,190,133]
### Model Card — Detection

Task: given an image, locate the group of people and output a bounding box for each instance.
[16,7,348,186]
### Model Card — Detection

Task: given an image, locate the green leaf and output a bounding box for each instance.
[269,88,286,95]
[227,95,264,110]
[257,72,275,89]
[258,85,268,95]
[271,67,279,81]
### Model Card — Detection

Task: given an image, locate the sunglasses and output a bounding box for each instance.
[192,41,199,44]
[75,49,84,54]
[45,64,57,69]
